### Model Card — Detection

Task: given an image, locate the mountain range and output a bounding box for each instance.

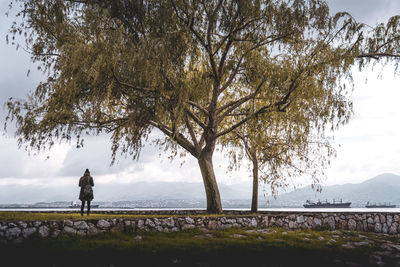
[267,173,400,207]
[0,173,399,207]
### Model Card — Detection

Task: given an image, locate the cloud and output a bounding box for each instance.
[0,135,68,179]
[326,0,400,25]
[324,66,400,185]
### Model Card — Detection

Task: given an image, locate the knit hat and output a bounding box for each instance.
[84,169,90,175]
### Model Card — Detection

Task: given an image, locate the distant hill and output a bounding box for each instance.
[267,173,400,207]
[1,173,399,206]
[0,181,252,204]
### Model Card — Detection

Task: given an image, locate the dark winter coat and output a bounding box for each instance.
[79,174,94,201]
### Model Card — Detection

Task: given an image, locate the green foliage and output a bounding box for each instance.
[5,0,400,212]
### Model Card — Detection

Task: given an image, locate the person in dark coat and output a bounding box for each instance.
[79,169,94,216]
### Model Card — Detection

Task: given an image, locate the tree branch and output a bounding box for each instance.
[149,120,197,157]
[184,107,207,129]
[236,130,255,161]
[219,54,244,93]
[357,52,400,59]
[188,100,209,116]
[185,115,200,153]
[217,80,265,123]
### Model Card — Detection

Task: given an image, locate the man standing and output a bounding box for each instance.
[79,169,94,216]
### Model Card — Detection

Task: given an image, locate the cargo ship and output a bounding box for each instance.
[303,199,351,208]
[365,202,396,208]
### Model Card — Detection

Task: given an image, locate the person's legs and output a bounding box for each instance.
[87,200,91,216]
[80,200,85,216]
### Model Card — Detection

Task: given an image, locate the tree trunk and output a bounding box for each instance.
[251,159,259,213]
[198,155,223,214]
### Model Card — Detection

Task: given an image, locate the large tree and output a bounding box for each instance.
[6,0,400,213]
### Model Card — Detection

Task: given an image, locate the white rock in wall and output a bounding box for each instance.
[124,220,132,227]
[5,227,21,240]
[0,224,8,232]
[387,216,393,227]
[185,217,195,224]
[74,221,89,230]
[226,219,236,224]
[382,223,388,234]
[63,220,73,227]
[164,217,175,228]
[250,218,258,227]
[207,220,220,229]
[348,219,357,231]
[38,226,49,237]
[18,221,27,228]
[375,223,382,233]
[137,220,144,229]
[63,226,77,235]
[145,219,155,228]
[313,218,322,226]
[327,216,335,230]
[389,222,398,234]
[297,215,304,223]
[22,227,36,239]
[97,220,111,229]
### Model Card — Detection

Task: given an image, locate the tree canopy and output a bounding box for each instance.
[6,0,400,213]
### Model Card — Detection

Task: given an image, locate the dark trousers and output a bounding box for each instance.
[81,200,91,215]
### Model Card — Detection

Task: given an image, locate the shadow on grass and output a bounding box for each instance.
[0,229,380,267]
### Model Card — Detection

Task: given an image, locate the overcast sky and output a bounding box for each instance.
[1,0,400,202]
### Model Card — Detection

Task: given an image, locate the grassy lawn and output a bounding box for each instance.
[0,211,259,221]
[0,211,176,221]
[1,227,393,267]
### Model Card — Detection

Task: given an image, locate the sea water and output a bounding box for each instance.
[0,207,399,212]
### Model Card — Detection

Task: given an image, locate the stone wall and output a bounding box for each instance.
[1,211,399,243]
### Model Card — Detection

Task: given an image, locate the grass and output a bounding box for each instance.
[0,211,177,221]
[0,211,260,221]
[1,227,393,267]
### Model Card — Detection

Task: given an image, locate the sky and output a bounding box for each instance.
[1,0,400,203]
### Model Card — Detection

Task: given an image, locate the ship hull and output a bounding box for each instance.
[303,203,351,208]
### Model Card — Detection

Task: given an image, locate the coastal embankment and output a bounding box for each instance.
[1,210,400,243]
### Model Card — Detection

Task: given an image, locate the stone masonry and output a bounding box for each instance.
[1,211,399,243]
